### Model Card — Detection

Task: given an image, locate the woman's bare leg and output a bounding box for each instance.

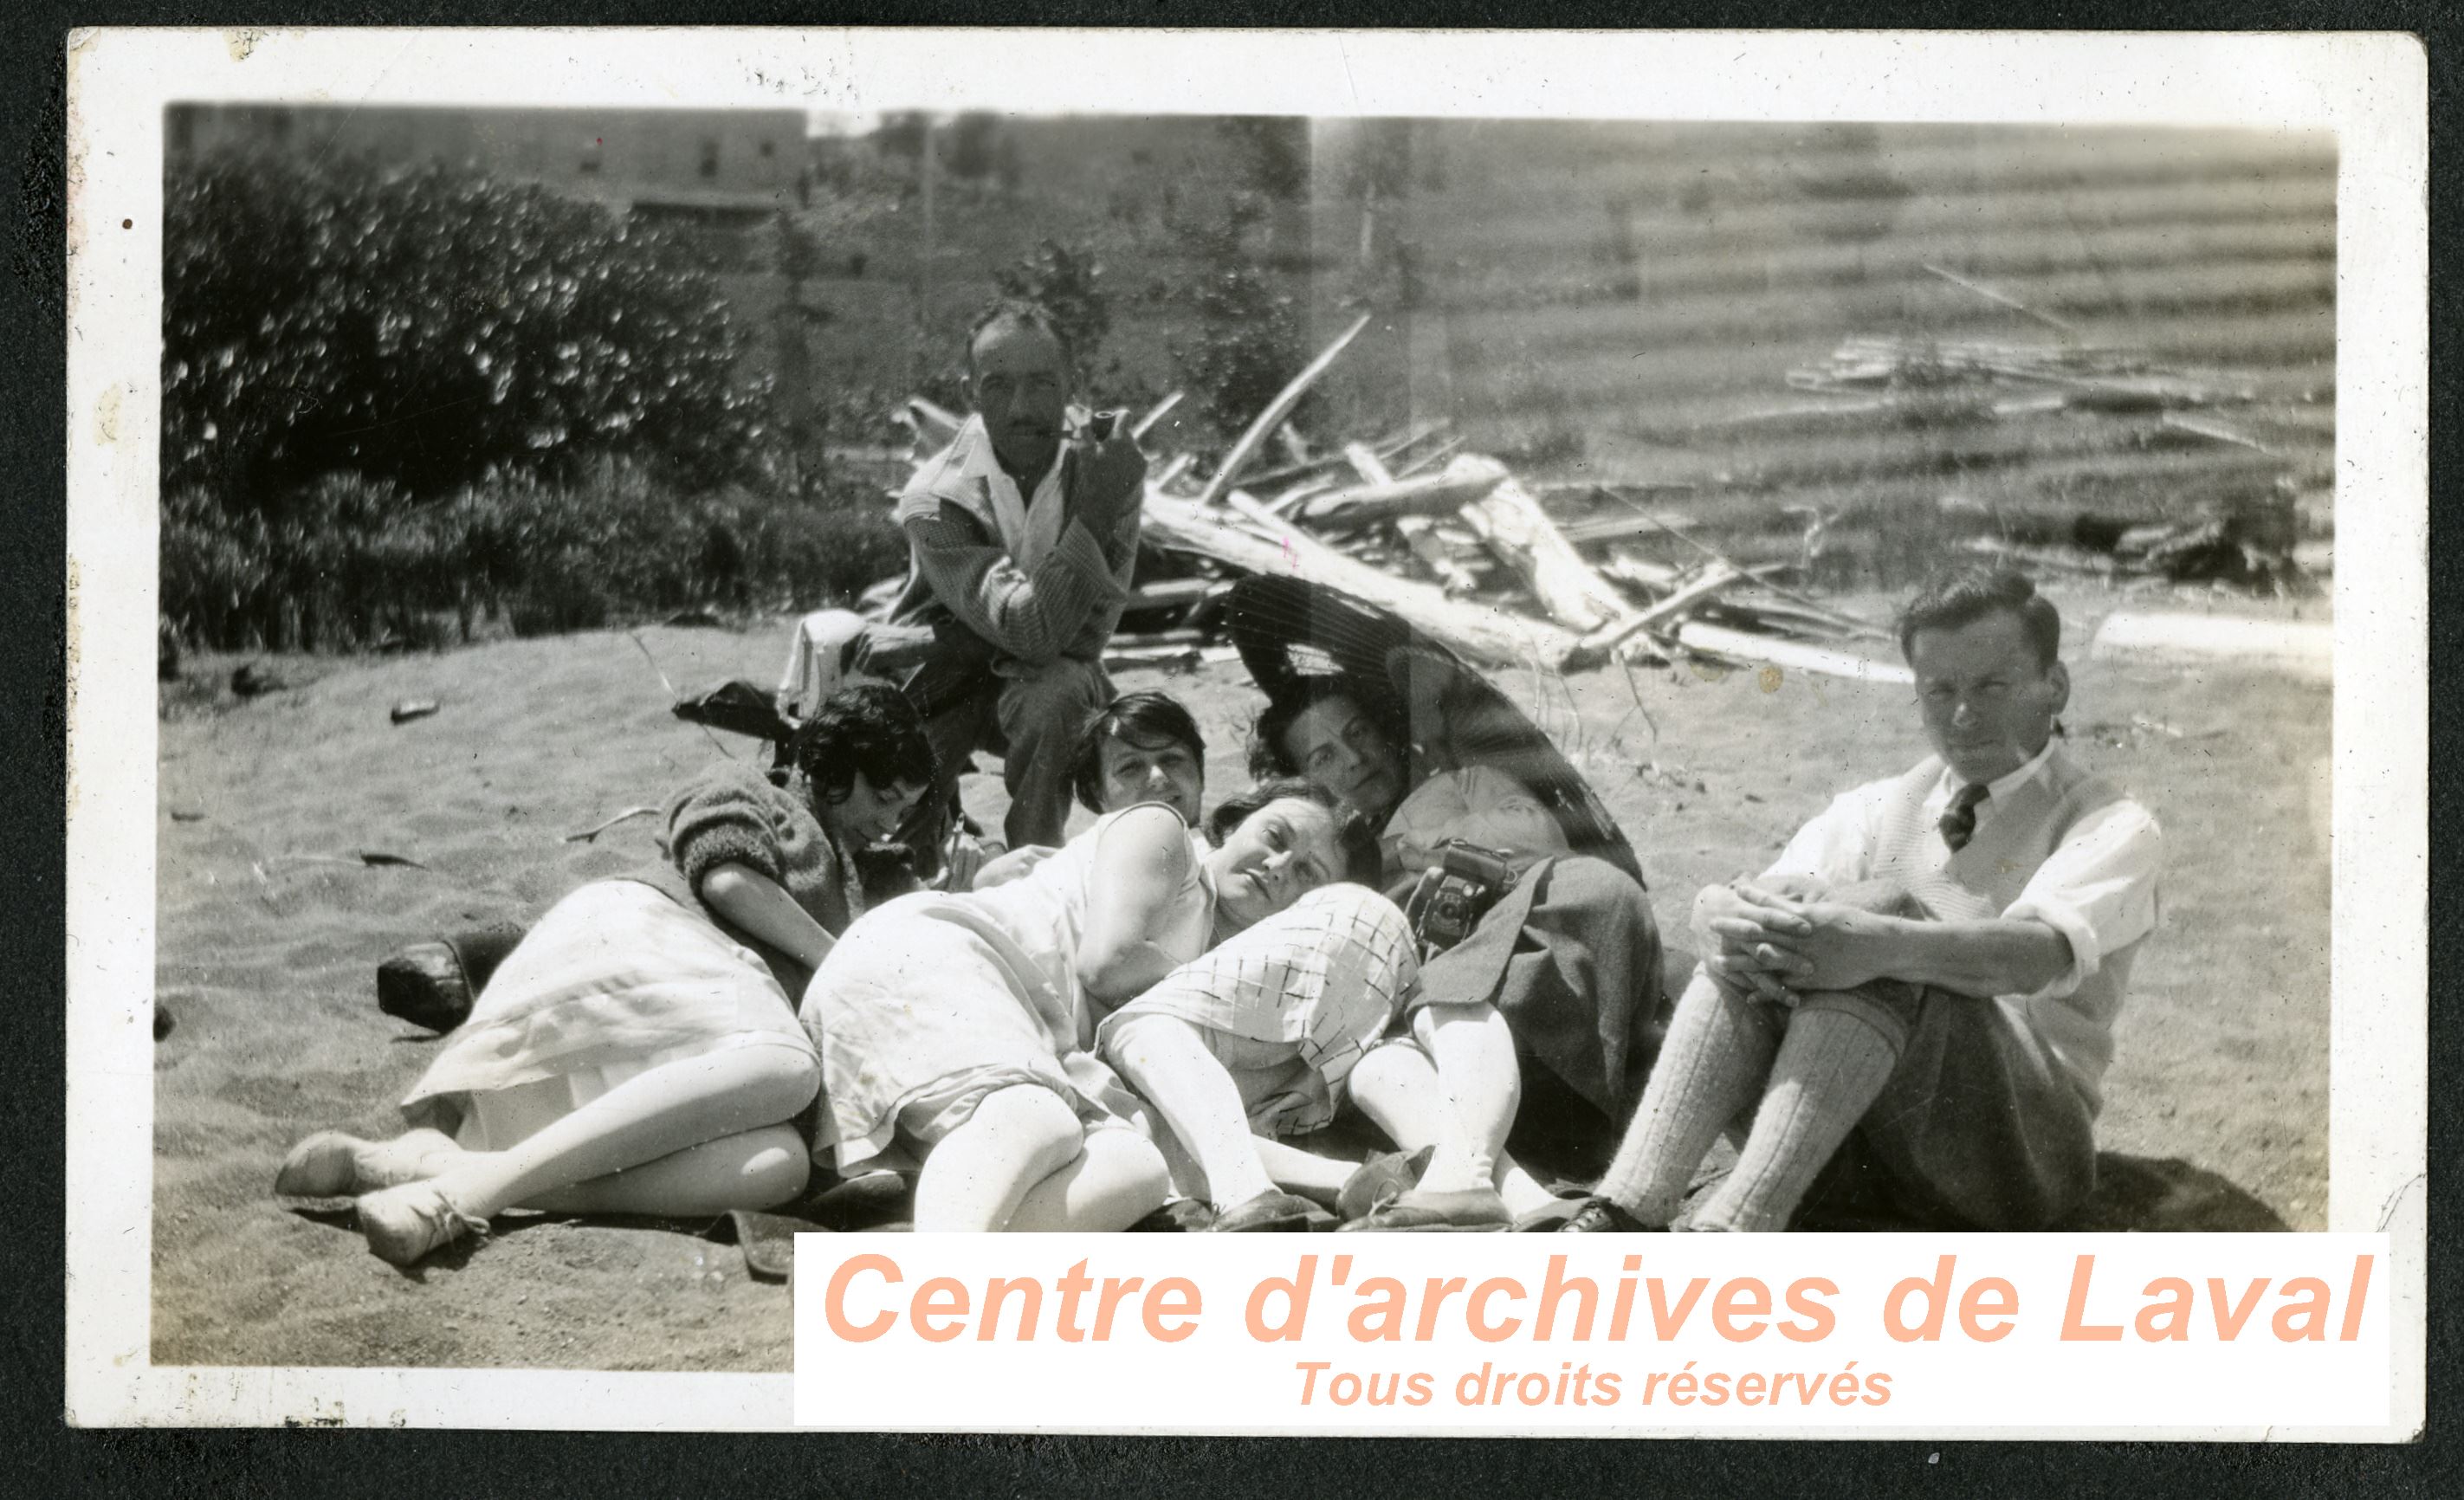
[519,1125,810,1217]
[1252,1138,1359,1203]
[1405,1003,1519,1192]
[1348,1025,1554,1217]
[416,1042,820,1222]
[1103,1014,1278,1211]
[1003,1128,1174,1232]
[911,1083,1088,1232]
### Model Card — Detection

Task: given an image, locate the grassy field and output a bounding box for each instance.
[151,583,2332,1371]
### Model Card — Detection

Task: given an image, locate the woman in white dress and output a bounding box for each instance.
[274,684,935,1266]
[805,778,1414,1232]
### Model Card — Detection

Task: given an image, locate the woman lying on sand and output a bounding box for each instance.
[275,683,935,1266]
[812,687,1556,1234]
[806,776,1418,1232]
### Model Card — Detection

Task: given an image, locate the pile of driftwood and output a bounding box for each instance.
[899,314,1907,685]
[1793,334,2325,593]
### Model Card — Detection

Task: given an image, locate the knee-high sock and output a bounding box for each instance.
[1103,1014,1279,1210]
[427,1043,820,1221]
[1594,972,1781,1226]
[913,1084,1088,1232]
[1690,1005,1898,1232]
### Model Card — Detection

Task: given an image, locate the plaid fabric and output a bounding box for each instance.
[1099,884,1419,1135]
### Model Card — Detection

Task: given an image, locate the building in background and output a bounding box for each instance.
[166,103,812,224]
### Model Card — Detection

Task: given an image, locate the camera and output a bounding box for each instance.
[1402,840,1517,957]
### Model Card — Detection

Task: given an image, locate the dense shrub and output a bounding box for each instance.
[162,460,908,652]
[163,146,775,506]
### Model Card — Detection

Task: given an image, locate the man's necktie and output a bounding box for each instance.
[1939,782,1990,852]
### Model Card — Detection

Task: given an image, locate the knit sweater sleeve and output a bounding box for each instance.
[664,763,797,895]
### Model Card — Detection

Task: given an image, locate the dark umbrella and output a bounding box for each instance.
[1221,574,1646,890]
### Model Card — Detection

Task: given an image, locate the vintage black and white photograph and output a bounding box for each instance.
[62,29,2422,1426]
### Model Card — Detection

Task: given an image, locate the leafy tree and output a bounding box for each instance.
[991,238,1112,378]
[162,146,775,506]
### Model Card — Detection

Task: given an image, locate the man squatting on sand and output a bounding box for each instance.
[368,296,1145,1014]
[853,296,1148,884]
[1562,565,2163,1234]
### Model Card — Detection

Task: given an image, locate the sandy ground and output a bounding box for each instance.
[151,587,2331,1370]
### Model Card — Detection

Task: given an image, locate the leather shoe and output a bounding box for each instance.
[1341,1186,1512,1232]
[1130,1199,1219,1232]
[1335,1145,1436,1223]
[1209,1190,1323,1232]
[1557,1197,1656,1232]
[1511,1196,1591,1232]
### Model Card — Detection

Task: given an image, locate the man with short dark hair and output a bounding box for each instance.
[862,299,1148,873]
[1564,566,2163,1233]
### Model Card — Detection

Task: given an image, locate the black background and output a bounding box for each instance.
[8,4,2453,1493]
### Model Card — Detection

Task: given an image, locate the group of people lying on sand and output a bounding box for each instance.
[281,676,1631,1257]
[279,562,2163,1265]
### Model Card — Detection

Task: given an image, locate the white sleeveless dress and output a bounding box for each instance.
[804,805,1213,1171]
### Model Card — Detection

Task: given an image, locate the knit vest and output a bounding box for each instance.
[1867,746,2139,1113]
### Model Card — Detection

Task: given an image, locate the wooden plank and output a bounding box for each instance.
[1590,495,1892,639]
[1151,452,1196,490]
[1344,443,1479,597]
[1141,490,1576,668]
[1340,442,1393,486]
[1295,461,1510,526]
[1193,313,1374,507]
[1391,435,1467,480]
[1601,549,1860,638]
[1561,562,1747,671]
[1455,463,1643,635]
[1131,391,1184,441]
[2088,611,2332,683]
[1232,419,1452,494]
[1126,578,1218,608]
[1665,621,1916,686]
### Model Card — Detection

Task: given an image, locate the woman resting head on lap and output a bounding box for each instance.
[275,683,935,1267]
[804,776,1410,1233]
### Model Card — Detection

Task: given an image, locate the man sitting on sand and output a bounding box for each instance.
[859,297,1148,879]
[1562,565,2162,1233]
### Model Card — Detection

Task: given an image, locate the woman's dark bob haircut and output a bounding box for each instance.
[1071,690,1208,816]
[1202,777,1383,887]
[792,682,937,805]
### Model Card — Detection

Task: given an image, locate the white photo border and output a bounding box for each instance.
[62,26,2428,1435]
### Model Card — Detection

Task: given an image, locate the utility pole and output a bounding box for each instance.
[918,114,938,376]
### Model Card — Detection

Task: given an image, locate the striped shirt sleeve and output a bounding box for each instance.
[902,506,1128,668]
